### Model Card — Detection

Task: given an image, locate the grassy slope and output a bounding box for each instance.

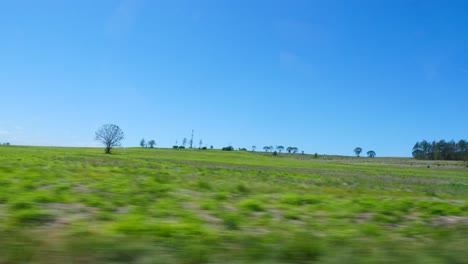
[0,146,467,264]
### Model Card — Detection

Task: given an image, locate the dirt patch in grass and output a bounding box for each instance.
[46,203,98,228]
[431,216,468,226]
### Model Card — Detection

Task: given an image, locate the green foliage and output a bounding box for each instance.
[221,146,234,151]
[239,198,264,212]
[11,208,54,225]
[280,194,321,206]
[354,147,362,157]
[413,139,468,161]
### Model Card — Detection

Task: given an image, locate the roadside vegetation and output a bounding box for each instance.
[0,146,467,263]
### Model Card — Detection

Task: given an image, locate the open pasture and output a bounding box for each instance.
[0,146,467,263]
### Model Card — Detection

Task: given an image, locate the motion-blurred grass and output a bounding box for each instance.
[0,146,467,263]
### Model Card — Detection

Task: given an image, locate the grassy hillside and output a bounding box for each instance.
[0,146,467,263]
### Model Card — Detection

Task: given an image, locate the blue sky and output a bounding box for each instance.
[1,0,467,157]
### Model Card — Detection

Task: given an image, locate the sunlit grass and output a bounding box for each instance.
[0,146,467,263]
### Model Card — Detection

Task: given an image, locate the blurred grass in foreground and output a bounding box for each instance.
[0,146,467,263]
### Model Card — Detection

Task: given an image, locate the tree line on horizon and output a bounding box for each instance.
[412,139,468,161]
[93,124,378,157]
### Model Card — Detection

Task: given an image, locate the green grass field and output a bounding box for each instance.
[0,146,467,263]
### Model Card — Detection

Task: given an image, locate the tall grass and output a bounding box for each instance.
[0,146,466,263]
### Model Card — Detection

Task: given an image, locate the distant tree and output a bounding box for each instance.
[263,146,271,152]
[367,150,376,158]
[412,142,423,159]
[95,124,124,154]
[222,146,234,151]
[314,153,318,158]
[291,147,299,154]
[286,147,292,153]
[140,138,146,148]
[272,151,278,156]
[182,138,187,147]
[210,145,213,149]
[412,139,468,161]
[252,145,256,152]
[199,139,203,149]
[457,139,467,152]
[276,145,284,153]
[148,140,156,148]
[354,147,362,157]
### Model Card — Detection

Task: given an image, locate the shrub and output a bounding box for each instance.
[239,199,264,212]
[173,145,178,149]
[222,146,234,151]
[178,146,185,149]
[221,213,241,230]
[236,183,249,194]
[12,209,54,225]
[279,233,323,262]
[281,194,320,206]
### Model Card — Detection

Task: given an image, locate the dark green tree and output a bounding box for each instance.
[354,147,362,157]
[412,139,468,161]
[276,145,284,153]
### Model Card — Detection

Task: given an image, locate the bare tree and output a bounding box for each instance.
[182,138,187,147]
[190,129,194,148]
[252,145,256,152]
[95,124,124,154]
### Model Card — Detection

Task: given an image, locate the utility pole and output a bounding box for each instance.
[190,129,194,148]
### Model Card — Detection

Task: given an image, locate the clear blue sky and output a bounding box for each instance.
[1,0,467,157]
